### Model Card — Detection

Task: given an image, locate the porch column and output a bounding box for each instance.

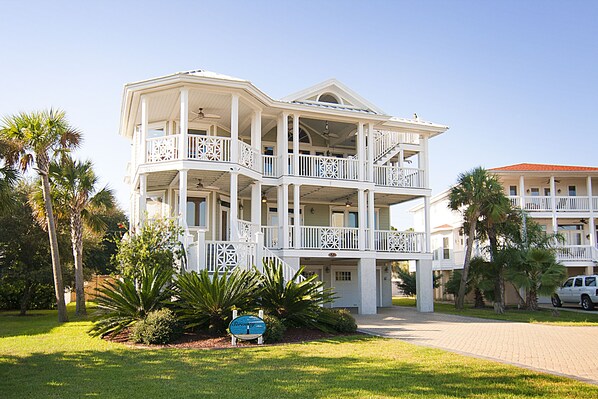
[251,182,262,226]
[179,88,189,159]
[230,171,239,239]
[588,176,595,249]
[251,109,262,153]
[358,188,366,250]
[280,183,289,248]
[519,175,525,209]
[279,113,289,175]
[420,134,429,188]
[358,258,377,314]
[424,195,431,253]
[357,122,365,181]
[140,95,148,163]
[139,173,147,226]
[367,189,375,250]
[231,94,239,164]
[550,176,558,233]
[367,123,375,182]
[416,259,434,312]
[178,169,188,229]
[293,114,300,177]
[293,184,301,249]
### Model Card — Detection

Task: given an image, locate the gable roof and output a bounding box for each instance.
[489,163,598,172]
[281,78,386,115]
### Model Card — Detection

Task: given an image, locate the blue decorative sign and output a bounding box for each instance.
[229,315,267,341]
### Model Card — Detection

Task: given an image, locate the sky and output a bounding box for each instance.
[1,0,597,229]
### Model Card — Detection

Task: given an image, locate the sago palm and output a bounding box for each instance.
[0,109,81,322]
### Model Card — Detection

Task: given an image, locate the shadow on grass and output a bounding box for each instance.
[0,307,90,338]
[1,336,596,399]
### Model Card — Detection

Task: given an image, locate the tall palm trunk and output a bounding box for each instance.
[457,218,477,309]
[40,166,68,322]
[488,231,505,314]
[71,211,86,316]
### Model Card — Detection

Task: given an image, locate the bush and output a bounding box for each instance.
[262,314,286,343]
[130,308,180,345]
[318,308,357,333]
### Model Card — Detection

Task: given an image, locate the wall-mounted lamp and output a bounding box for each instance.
[261,194,267,203]
[526,189,530,194]
[310,207,315,214]
[345,199,352,208]
[384,266,389,273]
[325,266,330,273]
[557,189,561,194]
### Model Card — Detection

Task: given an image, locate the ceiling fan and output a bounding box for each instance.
[190,108,221,122]
[322,121,339,139]
[195,179,219,190]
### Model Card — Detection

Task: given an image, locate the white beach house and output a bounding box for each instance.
[119,70,448,314]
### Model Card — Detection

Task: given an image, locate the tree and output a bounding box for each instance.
[1,109,81,322]
[448,167,505,310]
[393,262,440,297]
[0,138,18,212]
[44,157,115,316]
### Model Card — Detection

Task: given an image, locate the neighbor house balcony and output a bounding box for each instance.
[508,195,593,213]
[556,245,598,262]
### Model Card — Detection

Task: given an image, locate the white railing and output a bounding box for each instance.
[262,247,305,282]
[187,136,231,162]
[593,198,598,211]
[296,154,359,181]
[237,220,260,243]
[555,196,590,212]
[373,166,424,188]
[508,196,520,207]
[374,230,424,253]
[261,226,280,249]
[146,135,179,162]
[373,130,420,163]
[522,196,552,212]
[263,155,278,177]
[204,241,256,273]
[287,153,294,175]
[238,140,260,172]
[556,245,594,262]
[300,226,360,250]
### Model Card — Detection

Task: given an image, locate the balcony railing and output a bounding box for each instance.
[262,155,278,177]
[556,245,595,262]
[146,136,178,162]
[301,226,360,250]
[261,226,280,249]
[555,196,590,211]
[522,196,552,211]
[374,230,424,253]
[509,196,593,212]
[187,135,231,162]
[296,154,359,181]
[238,140,260,172]
[373,166,424,188]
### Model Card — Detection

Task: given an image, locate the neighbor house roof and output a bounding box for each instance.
[489,163,598,172]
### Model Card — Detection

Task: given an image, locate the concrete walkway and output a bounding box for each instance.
[354,306,598,385]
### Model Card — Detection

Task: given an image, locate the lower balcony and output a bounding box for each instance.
[556,245,598,262]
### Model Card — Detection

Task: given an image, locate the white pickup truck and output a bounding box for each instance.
[552,275,598,311]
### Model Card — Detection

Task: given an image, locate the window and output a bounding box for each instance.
[318,93,340,104]
[348,212,358,228]
[585,277,596,287]
[263,146,274,155]
[568,186,576,196]
[302,270,318,279]
[331,211,345,227]
[188,129,207,136]
[288,127,311,144]
[509,186,517,196]
[530,188,540,196]
[443,237,450,260]
[544,188,551,196]
[563,278,574,288]
[146,193,164,220]
[186,197,207,227]
[574,278,583,287]
[147,127,165,139]
[335,271,352,281]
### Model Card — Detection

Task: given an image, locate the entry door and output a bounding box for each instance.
[558,225,583,245]
[220,205,230,241]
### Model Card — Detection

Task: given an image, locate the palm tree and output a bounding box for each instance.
[0,109,81,322]
[0,139,18,212]
[448,167,506,310]
[47,157,115,316]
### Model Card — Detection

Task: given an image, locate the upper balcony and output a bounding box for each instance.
[508,195,598,213]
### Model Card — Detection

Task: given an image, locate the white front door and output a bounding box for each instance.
[220,205,230,241]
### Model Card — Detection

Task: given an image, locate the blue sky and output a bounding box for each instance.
[1,1,597,229]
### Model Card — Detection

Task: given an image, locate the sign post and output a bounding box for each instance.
[229,311,267,346]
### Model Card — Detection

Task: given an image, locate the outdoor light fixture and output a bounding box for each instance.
[345,199,352,208]
[325,266,330,273]
[310,207,315,214]
[261,194,267,203]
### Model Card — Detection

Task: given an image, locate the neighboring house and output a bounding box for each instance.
[119,70,448,314]
[411,163,598,302]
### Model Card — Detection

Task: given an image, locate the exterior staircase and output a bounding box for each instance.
[372,130,419,166]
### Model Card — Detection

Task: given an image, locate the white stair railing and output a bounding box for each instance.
[262,247,305,283]
[372,130,419,165]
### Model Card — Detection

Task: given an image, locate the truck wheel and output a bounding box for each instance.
[551,295,562,308]
[581,295,595,311]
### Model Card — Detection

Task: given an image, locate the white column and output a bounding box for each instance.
[293,184,301,249]
[197,229,206,272]
[255,231,264,272]
[424,195,431,253]
[140,95,148,163]
[251,182,262,226]
[357,122,365,181]
[416,259,434,312]
[293,114,300,177]
[281,183,289,248]
[550,176,558,233]
[421,134,430,188]
[230,94,239,163]
[251,109,262,152]
[519,175,525,209]
[358,258,377,314]
[179,88,189,159]
[230,171,238,239]
[588,176,595,249]
[139,173,147,225]
[178,170,188,229]
[280,113,289,175]
[367,123,375,182]
[358,189,366,250]
[367,189,375,250]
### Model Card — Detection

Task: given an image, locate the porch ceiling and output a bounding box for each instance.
[145,169,255,193]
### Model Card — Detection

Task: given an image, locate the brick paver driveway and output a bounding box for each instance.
[354,306,598,385]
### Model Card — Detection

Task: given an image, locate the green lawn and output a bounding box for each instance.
[1,306,597,398]
[392,297,598,326]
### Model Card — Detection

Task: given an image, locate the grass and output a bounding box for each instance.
[392,297,598,326]
[1,305,597,398]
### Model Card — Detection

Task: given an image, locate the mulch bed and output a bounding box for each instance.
[105,328,361,349]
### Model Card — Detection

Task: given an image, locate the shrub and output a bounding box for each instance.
[257,260,336,331]
[262,314,286,343]
[175,269,261,335]
[318,308,357,333]
[130,308,180,345]
[88,266,173,337]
